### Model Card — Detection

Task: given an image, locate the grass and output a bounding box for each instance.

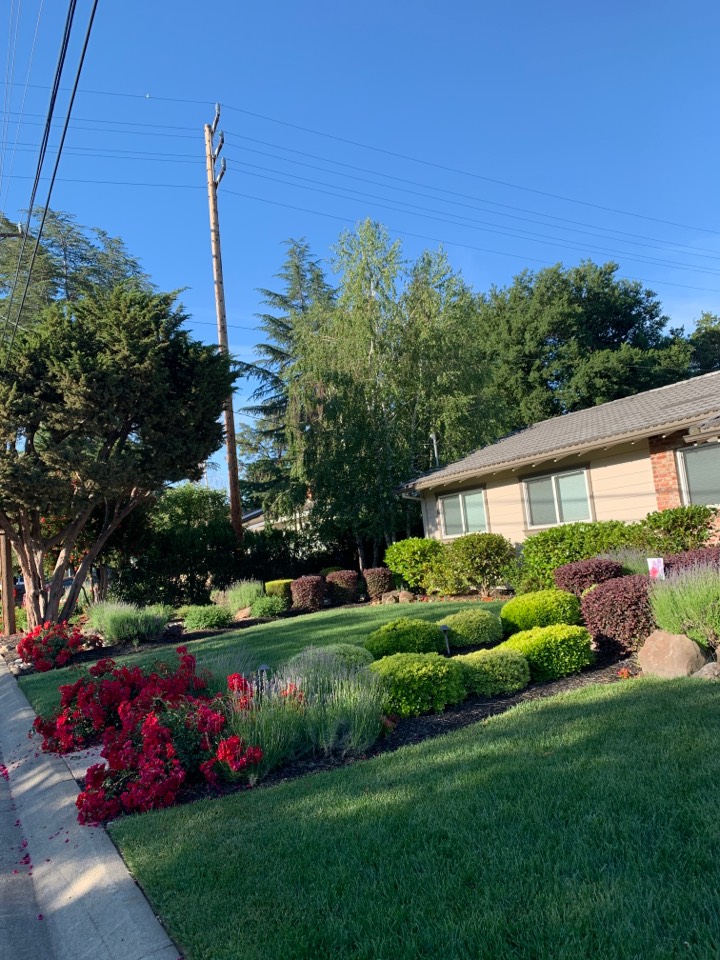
[19,600,494,717]
[109,677,720,960]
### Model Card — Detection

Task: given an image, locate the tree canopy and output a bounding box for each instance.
[0,286,236,626]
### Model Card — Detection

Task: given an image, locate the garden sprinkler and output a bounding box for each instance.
[440,624,451,656]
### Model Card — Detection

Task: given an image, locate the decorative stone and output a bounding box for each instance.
[637,629,708,678]
[381,591,400,604]
[692,662,720,681]
[236,606,251,620]
[398,591,416,603]
[0,644,8,654]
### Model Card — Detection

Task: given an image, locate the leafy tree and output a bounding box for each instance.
[0,286,236,627]
[238,239,334,519]
[689,311,720,375]
[477,261,693,428]
[107,484,238,606]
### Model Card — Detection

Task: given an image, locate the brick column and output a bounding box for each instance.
[648,433,684,510]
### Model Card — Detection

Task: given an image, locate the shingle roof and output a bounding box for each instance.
[407,371,720,490]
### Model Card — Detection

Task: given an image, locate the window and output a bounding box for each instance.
[439,490,487,537]
[524,469,591,528]
[679,444,720,506]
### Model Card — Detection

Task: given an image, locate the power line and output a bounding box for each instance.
[1,81,718,236]
[5,0,100,361]
[0,0,79,350]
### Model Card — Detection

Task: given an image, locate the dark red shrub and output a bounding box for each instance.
[664,546,720,575]
[325,570,359,605]
[363,567,393,600]
[290,575,325,611]
[553,558,624,597]
[580,575,655,653]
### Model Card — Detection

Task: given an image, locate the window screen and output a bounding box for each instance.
[463,491,487,532]
[442,496,464,536]
[683,445,720,506]
[556,471,591,522]
[526,476,557,526]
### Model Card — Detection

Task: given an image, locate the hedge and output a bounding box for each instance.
[365,617,446,659]
[553,558,624,597]
[369,653,467,717]
[580,574,655,653]
[384,538,444,591]
[363,567,394,600]
[439,608,504,648]
[325,570,360,605]
[291,575,325,611]
[498,625,594,681]
[500,589,581,635]
[454,648,530,697]
[265,579,293,603]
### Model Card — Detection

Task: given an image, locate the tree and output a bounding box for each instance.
[0,286,236,627]
[689,311,720,375]
[477,261,693,428]
[238,239,334,519]
[107,484,238,606]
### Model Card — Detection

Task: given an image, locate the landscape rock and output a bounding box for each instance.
[692,662,720,681]
[381,591,400,604]
[236,606,252,620]
[637,629,707,678]
[398,591,416,604]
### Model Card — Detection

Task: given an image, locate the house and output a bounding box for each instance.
[401,371,720,545]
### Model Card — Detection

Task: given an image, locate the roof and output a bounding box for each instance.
[406,370,720,491]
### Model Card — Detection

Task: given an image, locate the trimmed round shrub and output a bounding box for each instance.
[363,567,393,600]
[455,648,530,697]
[365,617,446,659]
[384,538,445,591]
[663,546,720,575]
[291,575,325,611]
[439,608,503,649]
[499,625,594,681]
[325,570,360,605]
[441,532,516,596]
[265,579,293,603]
[249,594,288,618]
[369,652,467,717]
[553,558,624,597]
[500,589,581,636]
[182,605,235,631]
[580,574,655,652]
[287,643,375,673]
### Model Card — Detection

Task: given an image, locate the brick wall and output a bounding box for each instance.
[648,433,684,510]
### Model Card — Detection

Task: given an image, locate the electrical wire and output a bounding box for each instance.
[5,0,99,362]
[0,0,78,350]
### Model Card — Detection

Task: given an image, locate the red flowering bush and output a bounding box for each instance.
[17,621,102,672]
[290,575,325,611]
[325,570,359,605]
[580,575,655,653]
[32,647,262,823]
[663,546,720,575]
[363,567,393,600]
[553,557,624,597]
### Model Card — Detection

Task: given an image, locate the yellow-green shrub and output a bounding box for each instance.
[500,589,581,635]
[498,624,593,681]
[365,617,445,658]
[265,579,293,603]
[455,648,530,696]
[439,607,503,648]
[369,652,467,717]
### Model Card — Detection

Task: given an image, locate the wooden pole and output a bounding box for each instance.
[0,532,16,637]
[204,108,243,543]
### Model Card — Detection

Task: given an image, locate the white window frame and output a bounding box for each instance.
[438,489,489,538]
[522,468,593,530]
[676,444,720,508]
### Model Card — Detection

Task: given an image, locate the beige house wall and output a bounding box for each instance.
[421,438,658,546]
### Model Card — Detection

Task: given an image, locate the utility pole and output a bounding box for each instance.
[204,103,243,543]
[0,532,16,637]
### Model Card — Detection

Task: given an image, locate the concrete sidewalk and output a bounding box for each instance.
[0,657,181,960]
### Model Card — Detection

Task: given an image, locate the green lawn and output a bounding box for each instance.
[110,678,720,960]
[19,600,495,717]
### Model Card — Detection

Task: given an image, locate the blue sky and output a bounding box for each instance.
[2,0,720,483]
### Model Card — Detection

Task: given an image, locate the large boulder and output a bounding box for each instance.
[382,591,400,604]
[637,630,707,678]
[398,591,416,604]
